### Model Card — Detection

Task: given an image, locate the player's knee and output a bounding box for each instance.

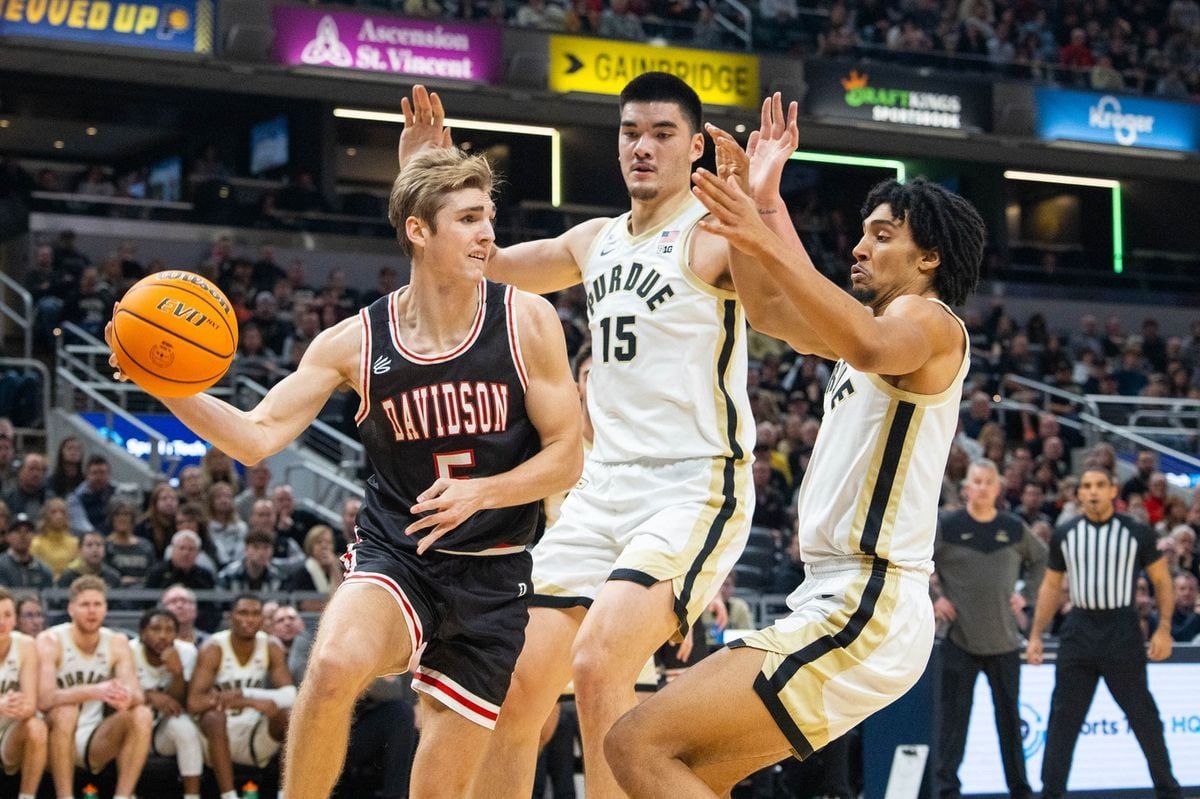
[199,708,227,736]
[570,642,615,697]
[24,715,48,745]
[130,704,154,732]
[308,648,372,699]
[604,713,645,781]
[45,705,77,731]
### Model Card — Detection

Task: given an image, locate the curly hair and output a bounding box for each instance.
[861,177,986,306]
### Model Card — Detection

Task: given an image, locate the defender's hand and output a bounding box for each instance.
[398,85,453,169]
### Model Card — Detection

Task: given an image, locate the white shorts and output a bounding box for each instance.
[75,712,104,772]
[532,457,752,638]
[202,709,280,768]
[732,556,935,759]
[0,717,19,775]
[152,714,204,777]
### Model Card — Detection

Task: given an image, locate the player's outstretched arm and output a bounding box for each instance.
[107,316,359,466]
[406,292,583,553]
[692,169,957,377]
[484,216,605,295]
[704,100,835,358]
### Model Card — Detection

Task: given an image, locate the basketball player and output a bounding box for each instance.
[107,147,582,798]
[188,594,291,798]
[132,608,203,799]
[0,587,46,799]
[602,100,986,795]
[37,576,152,799]
[400,73,760,799]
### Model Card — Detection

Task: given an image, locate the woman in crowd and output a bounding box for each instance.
[285,524,343,611]
[135,482,178,558]
[206,481,246,568]
[48,436,85,496]
[30,497,78,579]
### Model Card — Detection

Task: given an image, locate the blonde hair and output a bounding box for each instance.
[388,148,494,257]
[303,524,334,558]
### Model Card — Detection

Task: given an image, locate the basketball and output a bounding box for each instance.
[111,271,239,398]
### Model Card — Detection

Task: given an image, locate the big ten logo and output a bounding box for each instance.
[1020,702,1046,760]
[155,297,217,330]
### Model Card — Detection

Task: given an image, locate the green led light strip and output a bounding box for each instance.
[333,108,563,207]
[1003,170,1123,275]
[789,151,906,182]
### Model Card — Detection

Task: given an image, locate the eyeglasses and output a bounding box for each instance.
[20,610,44,619]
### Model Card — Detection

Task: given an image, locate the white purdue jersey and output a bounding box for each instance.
[582,196,754,464]
[210,630,268,715]
[132,638,198,718]
[53,623,115,728]
[796,299,969,573]
[0,633,27,695]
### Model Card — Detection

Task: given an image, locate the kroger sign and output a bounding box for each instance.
[1035,87,1199,153]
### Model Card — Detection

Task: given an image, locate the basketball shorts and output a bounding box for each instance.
[75,710,105,772]
[0,717,18,775]
[343,535,532,730]
[152,714,204,776]
[731,556,934,759]
[202,709,279,768]
[532,456,752,639]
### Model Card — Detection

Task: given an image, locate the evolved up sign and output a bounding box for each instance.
[804,60,992,132]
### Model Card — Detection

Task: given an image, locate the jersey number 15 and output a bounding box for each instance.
[598,316,637,363]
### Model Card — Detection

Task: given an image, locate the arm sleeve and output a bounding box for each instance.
[1131,518,1163,572]
[1047,524,1068,573]
[241,685,297,709]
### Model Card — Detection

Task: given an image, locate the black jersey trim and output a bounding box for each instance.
[716,299,744,461]
[859,401,916,555]
[674,456,739,639]
[608,568,658,587]
[530,594,593,609]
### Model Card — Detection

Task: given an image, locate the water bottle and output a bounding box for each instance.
[82,786,99,799]
[242,780,259,799]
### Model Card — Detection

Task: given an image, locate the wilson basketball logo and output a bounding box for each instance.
[149,342,176,368]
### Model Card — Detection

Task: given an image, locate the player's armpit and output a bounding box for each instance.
[486,217,605,294]
[162,317,360,466]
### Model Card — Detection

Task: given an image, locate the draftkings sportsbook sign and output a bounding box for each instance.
[804,60,992,133]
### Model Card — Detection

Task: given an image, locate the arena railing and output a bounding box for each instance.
[55,367,170,475]
[0,356,50,450]
[283,460,365,526]
[0,265,33,360]
[29,191,194,222]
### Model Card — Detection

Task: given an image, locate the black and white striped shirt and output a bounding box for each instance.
[1048,513,1160,610]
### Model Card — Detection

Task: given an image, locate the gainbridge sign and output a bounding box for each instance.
[548,35,758,109]
[0,0,213,54]
[804,59,992,132]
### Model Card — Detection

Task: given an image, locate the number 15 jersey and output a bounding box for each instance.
[582,196,754,464]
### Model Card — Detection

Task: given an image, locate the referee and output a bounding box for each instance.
[933,459,1046,799]
[1026,465,1181,799]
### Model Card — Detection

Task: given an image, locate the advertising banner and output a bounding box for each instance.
[272,5,503,84]
[1034,87,1200,152]
[81,412,209,471]
[0,0,213,54]
[548,34,758,108]
[804,60,992,132]
[962,661,1200,794]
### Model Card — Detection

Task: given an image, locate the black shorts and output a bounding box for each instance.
[343,534,531,729]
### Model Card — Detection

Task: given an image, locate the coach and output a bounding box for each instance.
[933,459,1046,799]
[1026,465,1181,799]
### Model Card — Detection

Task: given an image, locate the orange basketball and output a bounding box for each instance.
[111,271,238,398]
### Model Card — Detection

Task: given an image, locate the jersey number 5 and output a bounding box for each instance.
[434,450,476,480]
[598,316,637,363]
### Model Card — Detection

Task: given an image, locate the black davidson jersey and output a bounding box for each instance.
[354,281,540,554]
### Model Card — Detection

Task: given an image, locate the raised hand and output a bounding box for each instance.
[705,123,750,196]
[746,92,799,201]
[398,84,453,169]
[691,167,775,257]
